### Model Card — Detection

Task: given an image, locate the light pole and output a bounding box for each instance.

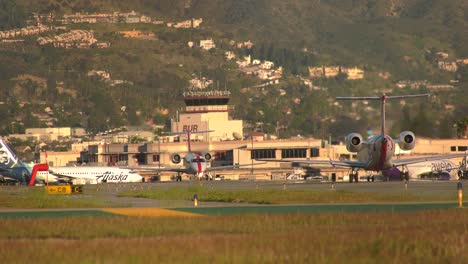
[157,135,161,170]
[250,133,254,179]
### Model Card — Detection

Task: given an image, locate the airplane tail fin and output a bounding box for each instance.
[336,94,430,136]
[0,137,20,169]
[164,130,214,153]
[28,163,49,186]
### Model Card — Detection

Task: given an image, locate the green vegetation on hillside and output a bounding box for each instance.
[0,0,465,140]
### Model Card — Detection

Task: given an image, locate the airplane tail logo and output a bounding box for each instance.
[0,137,19,169]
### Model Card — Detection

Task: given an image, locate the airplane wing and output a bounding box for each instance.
[257,159,367,168]
[392,153,466,167]
[206,163,266,171]
[45,170,74,181]
[124,166,188,173]
[0,175,20,182]
[0,167,12,173]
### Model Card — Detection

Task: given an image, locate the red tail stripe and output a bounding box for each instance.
[196,155,202,173]
[28,163,49,186]
[378,136,389,170]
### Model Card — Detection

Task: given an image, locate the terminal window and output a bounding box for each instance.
[459,146,468,151]
[152,154,160,162]
[251,149,276,159]
[282,148,306,158]
[310,147,320,157]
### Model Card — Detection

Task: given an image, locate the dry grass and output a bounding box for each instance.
[1,210,468,263]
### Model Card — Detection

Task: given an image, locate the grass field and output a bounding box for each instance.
[0,187,110,208]
[0,183,458,209]
[1,183,467,263]
[1,210,467,263]
[118,185,455,204]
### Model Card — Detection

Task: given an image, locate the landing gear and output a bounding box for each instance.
[400,167,409,182]
[175,172,182,182]
[366,175,375,182]
[348,169,359,183]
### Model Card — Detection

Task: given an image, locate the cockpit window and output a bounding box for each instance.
[191,158,206,163]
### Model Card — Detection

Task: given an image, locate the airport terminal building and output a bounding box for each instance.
[37,87,467,181]
[40,136,467,181]
[170,90,243,141]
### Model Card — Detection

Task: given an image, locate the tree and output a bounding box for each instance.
[454,116,468,139]
[0,0,26,30]
[411,104,432,137]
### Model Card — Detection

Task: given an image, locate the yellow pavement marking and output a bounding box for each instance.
[103,208,203,217]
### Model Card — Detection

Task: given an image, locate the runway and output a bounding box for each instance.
[0,202,464,218]
[0,180,465,218]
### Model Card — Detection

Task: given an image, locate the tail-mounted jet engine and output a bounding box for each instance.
[171,153,182,164]
[398,131,416,150]
[203,152,212,161]
[346,133,363,152]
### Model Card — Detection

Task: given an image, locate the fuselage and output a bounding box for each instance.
[0,162,33,183]
[383,160,457,180]
[37,166,143,184]
[357,135,395,171]
[183,152,208,178]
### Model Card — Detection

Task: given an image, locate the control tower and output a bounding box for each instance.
[171,81,243,141]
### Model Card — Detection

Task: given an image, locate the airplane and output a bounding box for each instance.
[458,154,468,179]
[137,130,264,180]
[382,159,460,181]
[0,138,49,185]
[36,167,144,185]
[0,137,143,185]
[258,94,466,182]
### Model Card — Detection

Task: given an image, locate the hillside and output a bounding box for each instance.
[0,0,466,140]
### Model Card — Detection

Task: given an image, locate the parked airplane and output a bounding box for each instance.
[0,138,49,185]
[36,167,144,185]
[259,94,466,182]
[382,159,459,181]
[458,154,468,179]
[0,137,143,185]
[138,130,263,180]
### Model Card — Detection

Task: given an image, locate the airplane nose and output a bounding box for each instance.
[133,174,143,182]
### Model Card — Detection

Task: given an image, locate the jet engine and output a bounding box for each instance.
[171,153,182,164]
[398,131,416,150]
[203,152,212,161]
[345,133,363,152]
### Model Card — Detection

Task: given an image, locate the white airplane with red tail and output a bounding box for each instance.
[259,94,466,182]
[138,130,263,180]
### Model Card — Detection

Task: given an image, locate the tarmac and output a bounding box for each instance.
[0,180,466,218]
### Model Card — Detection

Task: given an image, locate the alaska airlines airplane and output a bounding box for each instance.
[0,137,143,185]
[36,167,143,185]
[259,94,466,182]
